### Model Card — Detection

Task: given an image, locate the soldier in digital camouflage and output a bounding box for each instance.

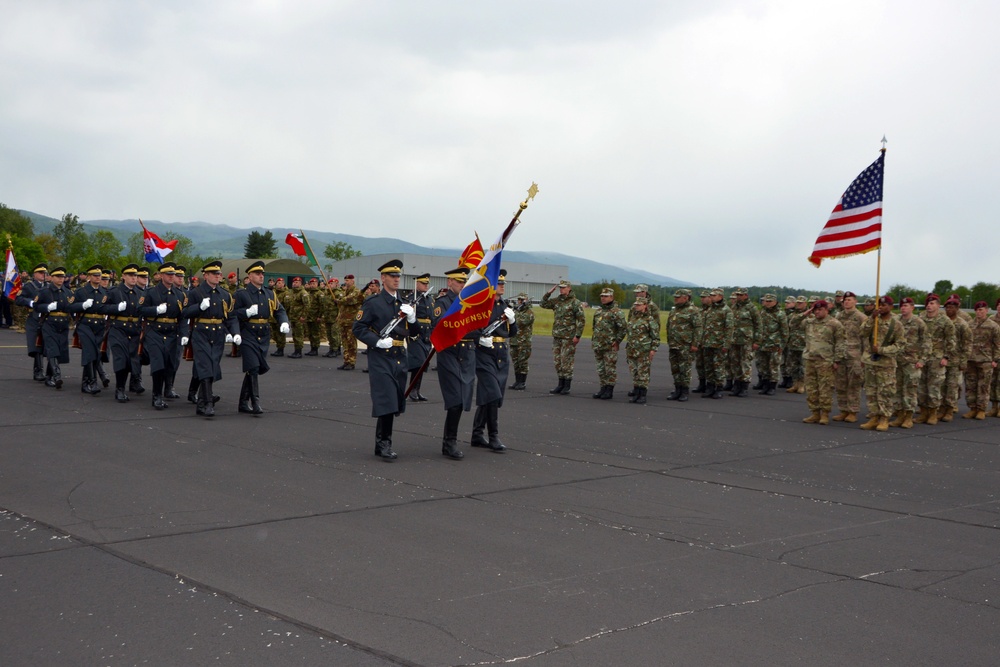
[540,279,585,395]
[665,288,701,402]
[590,286,627,400]
[625,297,659,404]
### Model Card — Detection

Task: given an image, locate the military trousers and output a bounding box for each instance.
[727,344,753,382]
[917,360,947,409]
[943,364,964,410]
[626,350,652,389]
[785,349,804,380]
[702,347,727,386]
[325,321,340,348]
[668,347,693,386]
[593,346,619,386]
[835,356,864,413]
[757,348,782,381]
[552,337,577,380]
[804,358,836,412]
[510,340,531,375]
[863,363,897,417]
[965,361,994,410]
[338,322,358,365]
[894,358,921,413]
[291,320,306,351]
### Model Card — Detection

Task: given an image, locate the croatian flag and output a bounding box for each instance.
[143,227,178,263]
[3,248,21,301]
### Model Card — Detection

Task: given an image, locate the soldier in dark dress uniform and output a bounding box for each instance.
[93,268,115,388]
[14,262,49,381]
[352,259,418,461]
[137,263,189,408]
[431,266,476,460]
[181,260,239,417]
[104,264,146,402]
[72,264,111,395]
[233,261,290,415]
[168,265,188,399]
[32,267,92,388]
[406,272,434,402]
[128,266,151,395]
[471,270,517,452]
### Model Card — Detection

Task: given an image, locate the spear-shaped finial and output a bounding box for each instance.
[881,135,888,152]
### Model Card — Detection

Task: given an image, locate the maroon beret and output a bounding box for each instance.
[843,291,856,298]
[879,295,893,306]
[974,301,989,310]
[813,299,829,309]
[925,293,940,304]
[949,293,961,302]
[900,297,914,305]
[945,297,960,306]
[344,274,355,280]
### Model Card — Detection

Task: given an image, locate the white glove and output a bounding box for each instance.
[156,303,168,315]
[81,299,94,311]
[279,322,290,334]
[504,307,516,324]
[479,336,494,349]
[180,336,189,347]
[400,304,416,323]
[200,297,211,311]
[47,302,57,312]
[225,333,233,343]
[246,304,258,317]
[376,337,393,349]
[118,301,127,312]
[232,334,242,346]
[29,300,35,308]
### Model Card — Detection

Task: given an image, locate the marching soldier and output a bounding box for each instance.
[963,301,1000,420]
[859,296,903,431]
[625,297,660,404]
[181,260,239,417]
[270,277,288,356]
[334,274,365,370]
[988,298,1000,416]
[284,276,310,358]
[234,261,290,415]
[128,266,151,394]
[352,260,417,461]
[137,263,188,407]
[801,300,845,425]
[540,279,585,395]
[756,294,789,395]
[591,286,627,400]
[14,262,49,381]
[406,273,433,401]
[72,264,111,395]
[32,267,93,388]
[508,292,534,390]
[665,288,701,401]
[431,266,475,460]
[105,264,146,403]
[470,270,516,451]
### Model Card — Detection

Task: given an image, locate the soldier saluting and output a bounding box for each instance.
[352,259,417,461]
[233,261,290,415]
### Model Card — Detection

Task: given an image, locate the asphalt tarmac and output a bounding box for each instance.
[2,327,999,666]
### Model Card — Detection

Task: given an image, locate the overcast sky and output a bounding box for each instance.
[2,1,996,291]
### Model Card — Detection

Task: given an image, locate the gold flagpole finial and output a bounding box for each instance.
[519,182,539,211]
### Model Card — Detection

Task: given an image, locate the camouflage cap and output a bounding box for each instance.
[633,284,649,293]
[600,287,614,297]
[700,290,712,298]
[557,279,571,288]
[784,296,796,303]
[635,296,650,305]
[865,297,877,305]
[762,293,777,301]
[795,296,808,304]
[710,288,724,297]
[808,295,819,303]
[673,288,692,298]
[825,296,834,303]
[835,290,845,297]
[731,287,746,296]
[517,292,529,300]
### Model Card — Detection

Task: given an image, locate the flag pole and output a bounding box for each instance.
[299,229,339,296]
[872,137,887,353]
[403,183,538,398]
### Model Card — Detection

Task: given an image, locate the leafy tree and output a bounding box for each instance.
[8,236,45,275]
[969,281,1000,309]
[323,241,362,262]
[932,279,954,297]
[0,203,34,239]
[885,283,923,304]
[244,230,278,258]
[953,285,972,308]
[33,233,61,262]
[52,213,86,262]
[87,230,125,270]
[587,280,626,305]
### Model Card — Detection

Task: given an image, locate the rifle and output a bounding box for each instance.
[378,290,419,339]
[100,321,110,363]
[137,319,149,365]
[479,297,511,339]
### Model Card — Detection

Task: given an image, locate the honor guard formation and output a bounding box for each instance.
[10,263,1000,457]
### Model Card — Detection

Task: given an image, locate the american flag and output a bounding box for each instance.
[808,152,884,267]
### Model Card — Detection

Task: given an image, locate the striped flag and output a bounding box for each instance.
[808,152,885,267]
[285,231,319,267]
[3,247,21,301]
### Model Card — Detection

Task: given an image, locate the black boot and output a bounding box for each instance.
[374,415,398,460]
[779,376,792,389]
[288,349,303,359]
[188,376,200,403]
[593,385,607,399]
[82,363,100,394]
[271,347,284,357]
[735,380,749,398]
[602,385,614,400]
[764,380,776,396]
[629,386,640,403]
[97,363,110,388]
[752,377,765,391]
[485,403,506,451]
[700,383,715,398]
[323,348,336,358]
[305,347,318,356]
[730,380,741,397]
[115,386,129,403]
[692,378,706,393]
[250,373,263,414]
[238,375,254,413]
[635,387,647,405]
[723,379,733,392]
[710,384,725,399]
[550,378,565,394]
[559,379,572,395]
[50,359,63,389]
[510,373,525,390]
[152,393,168,410]
[442,407,464,459]
[666,386,682,401]
[197,379,215,417]
[678,386,690,402]
[471,406,489,446]
[130,376,145,395]
[33,354,46,381]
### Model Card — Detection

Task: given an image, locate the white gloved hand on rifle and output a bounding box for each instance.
[504,307,516,324]
[180,336,189,347]
[376,337,393,349]
[399,304,416,323]
[232,334,242,346]
[225,333,233,344]
[47,302,57,312]
[478,337,494,349]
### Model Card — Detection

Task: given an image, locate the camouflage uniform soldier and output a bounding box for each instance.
[963,301,1000,419]
[756,294,789,395]
[802,300,845,424]
[540,279,585,395]
[700,288,733,399]
[727,288,760,397]
[284,276,311,358]
[833,292,867,422]
[303,277,323,355]
[508,292,534,390]
[779,296,797,387]
[941,297,971,422]
[270,277,287,356]
[988,299,1000,416]
[832,290,845,316]
[859,296,904,431]
[889,297,929,429]
[625,297,659,404]
[631,284,660,320]
[916,293,956,424]
[334,275,366,370]
[665,288,702,401]
[321,280,341,358]
[590,287,627,400]
[692,290,712,393]
[785,297,809,394]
